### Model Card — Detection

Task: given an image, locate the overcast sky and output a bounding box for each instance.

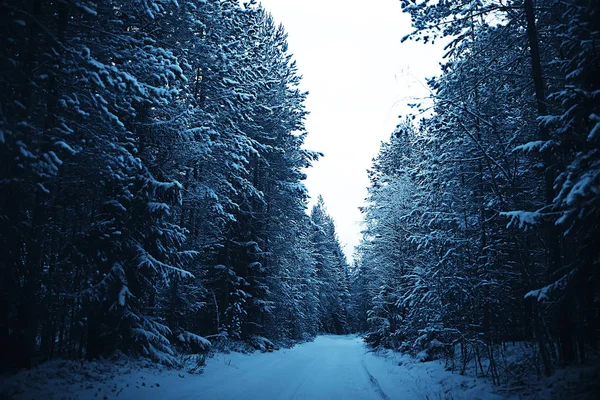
[259,0,444,260]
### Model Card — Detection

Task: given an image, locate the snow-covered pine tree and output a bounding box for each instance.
[310,197,352,335]
[524,0,600,366]
[0,0,198,368]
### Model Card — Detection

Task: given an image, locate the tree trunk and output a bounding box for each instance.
[524,0,571,369]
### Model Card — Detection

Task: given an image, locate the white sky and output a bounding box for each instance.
[259,0,444,261]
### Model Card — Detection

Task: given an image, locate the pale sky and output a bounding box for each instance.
[259,0,444,260]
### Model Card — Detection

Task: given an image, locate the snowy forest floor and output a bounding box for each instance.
[1,335,598,400]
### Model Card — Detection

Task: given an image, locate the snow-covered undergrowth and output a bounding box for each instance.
[518,360,600,399]
[0,356,177,400]
[394,340,600,399]
[362,347,510,400]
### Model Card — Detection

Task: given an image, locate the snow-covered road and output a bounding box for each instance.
[117,335,506,400]
[4,335,510,399]
[190,335,392,400]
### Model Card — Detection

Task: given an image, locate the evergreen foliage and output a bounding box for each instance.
[353,0,600,382]
[0,0,351,371]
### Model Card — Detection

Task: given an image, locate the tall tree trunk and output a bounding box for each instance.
[524,0,572,369]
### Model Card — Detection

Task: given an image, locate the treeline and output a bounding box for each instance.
[353,0,599,382]
[0,0,352,371]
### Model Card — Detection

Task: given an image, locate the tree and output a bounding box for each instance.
[0,0,325,370]
[310,197,352,335]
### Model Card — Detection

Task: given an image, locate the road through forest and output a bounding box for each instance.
[189,335,393,400]
[5,335,509,400]
[133,335,506,400]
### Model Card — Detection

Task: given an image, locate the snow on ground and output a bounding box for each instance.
[0,335,554,400]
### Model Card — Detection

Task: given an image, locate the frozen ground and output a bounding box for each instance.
[9,335,598,399]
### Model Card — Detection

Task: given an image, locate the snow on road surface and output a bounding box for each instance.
[3,335,512,400]
[194,335,394,400]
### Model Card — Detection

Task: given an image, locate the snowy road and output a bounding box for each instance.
[113,335,506,400]
[5,335,509,399]
[191,335,392,400]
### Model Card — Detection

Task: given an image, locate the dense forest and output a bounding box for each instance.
[0,0,353,372]
[354,0,599,383]
[1,0,598,391]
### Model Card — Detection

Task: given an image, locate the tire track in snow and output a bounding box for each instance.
[361,359,390,400]
[289,373,309,400]
[288,358,314,400]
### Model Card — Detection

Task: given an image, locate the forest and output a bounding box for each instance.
[0,0,353,372]
[355,0,599,383]
[0,0,599,397]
